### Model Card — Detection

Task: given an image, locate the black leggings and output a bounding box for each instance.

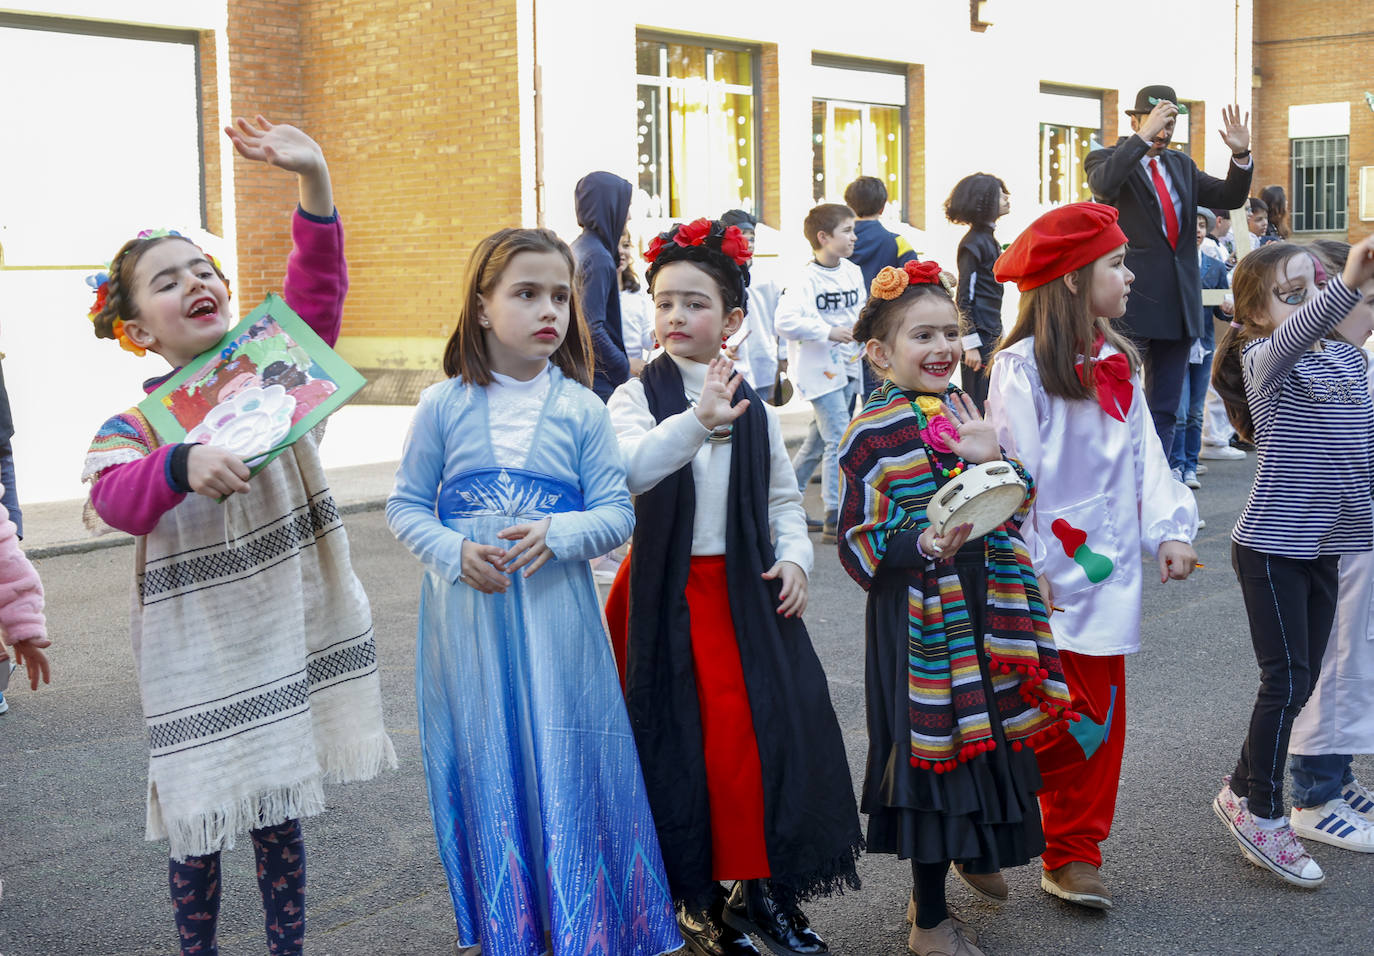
[168,818,306,956]
[1230,544,1340,820]
[911,859,948,930]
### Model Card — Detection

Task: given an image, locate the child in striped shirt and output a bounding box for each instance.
[1210,234,1374,888]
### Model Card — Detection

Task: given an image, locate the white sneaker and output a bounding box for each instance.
[1195,463,1209,475]
[0,693,8,716]
[1342,778,1374,817]
[1197,517,1207,530]
[1213,780,1325,887]
[1200,444,1246,460]
[1292,798,1374,852]
[1171,467,1184,482]
[1183,471,1202,489]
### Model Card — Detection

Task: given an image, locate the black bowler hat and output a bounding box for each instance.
[1126,85,1178,115]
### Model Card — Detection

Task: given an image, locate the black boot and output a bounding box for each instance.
[723,879,828,956]
[676,887,761,956]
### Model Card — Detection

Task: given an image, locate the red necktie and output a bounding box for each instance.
[1149,158,1179,248]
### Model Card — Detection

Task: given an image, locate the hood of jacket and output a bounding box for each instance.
[575,171,632,255]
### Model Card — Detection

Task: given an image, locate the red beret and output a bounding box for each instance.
[994,202,1128,292]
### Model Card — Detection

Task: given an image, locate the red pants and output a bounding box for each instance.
[606,554,770,879]
[1034,650,1126,870]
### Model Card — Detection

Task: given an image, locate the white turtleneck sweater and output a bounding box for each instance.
[607,354,813,572]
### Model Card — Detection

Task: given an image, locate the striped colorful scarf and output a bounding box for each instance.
[837,381,1075,769]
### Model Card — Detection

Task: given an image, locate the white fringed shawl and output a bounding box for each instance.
[84,413,396,859]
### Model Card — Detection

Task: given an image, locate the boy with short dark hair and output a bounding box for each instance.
[842,176,918,289]
[777,202,864,542]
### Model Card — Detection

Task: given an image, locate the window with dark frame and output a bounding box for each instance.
[810,57,908,220]
[1291,136,1348,233]
[0,13,204,266]
[635,34,761,223]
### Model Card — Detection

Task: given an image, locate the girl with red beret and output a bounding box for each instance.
[985,202,1199,910]
[836,260,1077,956]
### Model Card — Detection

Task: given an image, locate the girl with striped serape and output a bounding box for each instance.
[837,259,1076,956]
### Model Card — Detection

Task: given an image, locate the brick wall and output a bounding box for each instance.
[906,64,925,230]
[759,43,781,230]
[199,29,223,236]
[1253,1,1374,240]
[228,0,524,348]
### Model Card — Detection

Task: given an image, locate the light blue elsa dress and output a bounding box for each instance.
[386,366,679,956]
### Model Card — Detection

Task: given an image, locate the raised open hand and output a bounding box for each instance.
[941,392,1000,464]
[224,115,334,217]
[1217,104,1251,155]
[694,356,750,431]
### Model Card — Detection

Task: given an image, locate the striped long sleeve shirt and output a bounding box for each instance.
[1232,276,1372,558]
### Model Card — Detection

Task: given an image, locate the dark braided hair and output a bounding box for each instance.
[644,219,752,315]
[90,235,228,342]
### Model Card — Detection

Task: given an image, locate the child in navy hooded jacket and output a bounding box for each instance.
[572,172,634,402]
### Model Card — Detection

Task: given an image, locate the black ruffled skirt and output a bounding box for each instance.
[862,547,1044,873]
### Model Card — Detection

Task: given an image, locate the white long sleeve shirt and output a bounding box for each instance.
[607,353,813,572]
[774,259,864,401]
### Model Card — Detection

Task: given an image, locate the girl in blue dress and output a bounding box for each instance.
[387,228,680,956]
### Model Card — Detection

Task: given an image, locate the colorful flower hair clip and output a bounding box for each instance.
[870,259,947,300]
[644,217,753,267]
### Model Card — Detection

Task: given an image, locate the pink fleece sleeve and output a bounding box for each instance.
[283,209,348,347]
[89,445,187,536]
[0,483,46,646]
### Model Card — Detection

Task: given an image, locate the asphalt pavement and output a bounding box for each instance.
[2,444,1371,955]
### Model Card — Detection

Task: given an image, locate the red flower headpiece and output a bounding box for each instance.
[644,217,753,268]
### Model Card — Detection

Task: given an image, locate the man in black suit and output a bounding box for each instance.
[1085,85,1252,451]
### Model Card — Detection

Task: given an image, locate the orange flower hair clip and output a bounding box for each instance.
[870,259,945,300]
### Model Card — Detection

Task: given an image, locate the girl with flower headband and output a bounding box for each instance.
[81,116,395,956]
[386,225,680,956]
[984,202,1197,911]
[836,258,1074,956]
[1207,236,1374,888]
[604,217,861,956]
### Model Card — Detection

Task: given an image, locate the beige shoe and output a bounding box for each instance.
[951,863,1008,905]
[907,917,987,956]
[1041,861,1112,909]
[904,894,979,943]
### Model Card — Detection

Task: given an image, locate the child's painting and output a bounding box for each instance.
[139,294,366,474]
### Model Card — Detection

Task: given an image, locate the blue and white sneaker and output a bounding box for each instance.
[1342,778,1374,817]
[1291,797,1374,852]
[0,692,8,716]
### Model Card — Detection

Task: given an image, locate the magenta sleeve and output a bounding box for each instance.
[89,444,188,536]
[282,209,348,347]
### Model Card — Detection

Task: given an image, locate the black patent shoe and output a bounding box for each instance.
[723,879,829,956]
[677,892,761,956]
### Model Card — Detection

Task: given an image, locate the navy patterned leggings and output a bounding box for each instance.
[168,818,306,956]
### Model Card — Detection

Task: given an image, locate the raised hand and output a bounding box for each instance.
[1342,234,1374,291]
[941,392,1000,464]
[694,356,750,430]
[224,115,334,217]
[1138,99,1178,142]
[1217,104,1251,155]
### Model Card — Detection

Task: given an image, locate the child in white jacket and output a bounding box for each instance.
[775,202,864,542]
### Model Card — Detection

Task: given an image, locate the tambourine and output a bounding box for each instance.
[927,460,1028,539]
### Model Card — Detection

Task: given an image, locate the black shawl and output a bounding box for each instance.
[623,354,862,904]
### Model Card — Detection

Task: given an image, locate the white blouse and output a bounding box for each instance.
[608,353,813,573]
[487,365,552,469]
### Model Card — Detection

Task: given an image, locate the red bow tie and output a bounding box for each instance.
[1076,342,1133,422]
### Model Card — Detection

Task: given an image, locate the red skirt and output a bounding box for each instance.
[607,553,770,879]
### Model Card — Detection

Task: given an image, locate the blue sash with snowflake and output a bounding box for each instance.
[438,467,583,520]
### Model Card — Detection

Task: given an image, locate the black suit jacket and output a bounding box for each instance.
[1085,136,1251,340]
